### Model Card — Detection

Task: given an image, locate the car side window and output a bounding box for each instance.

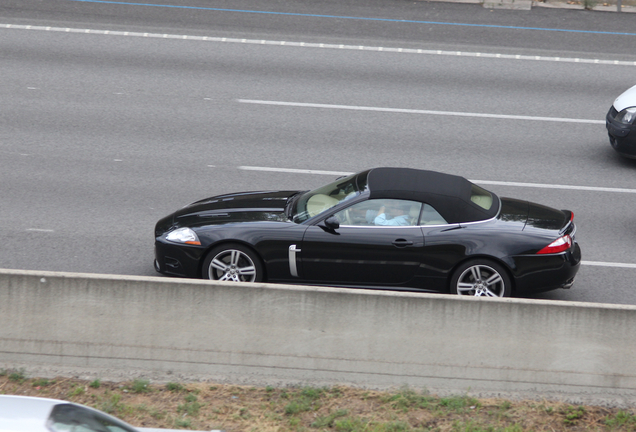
[334,199,422,226]
[419,203,448,225]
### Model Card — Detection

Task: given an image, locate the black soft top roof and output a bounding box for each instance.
[366,167,499,224]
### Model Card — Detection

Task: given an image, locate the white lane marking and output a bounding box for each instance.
[583,261,636,269]
[473,180,636,194]
[2,24,635,67]
[26,228,54,232]
[238,166,350,176]
[238,166,636,194]
[237,99,605,124]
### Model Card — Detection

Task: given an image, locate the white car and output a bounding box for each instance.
[606,84,636,158]
[0,395,139,432]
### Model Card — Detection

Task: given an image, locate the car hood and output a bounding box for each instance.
[498,198,569,231]
[613,84,636,111]
[167,190,302,229]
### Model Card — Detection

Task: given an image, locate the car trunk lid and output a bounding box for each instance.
[498,198,572,233]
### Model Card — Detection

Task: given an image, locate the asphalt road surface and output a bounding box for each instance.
[2,0,636,304]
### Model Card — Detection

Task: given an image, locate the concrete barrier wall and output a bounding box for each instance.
[1,269,635,405]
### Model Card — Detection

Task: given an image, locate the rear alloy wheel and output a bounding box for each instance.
[202,244,264,282]
[450,260,511,297]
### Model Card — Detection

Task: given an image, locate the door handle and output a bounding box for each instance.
[392,239,414,247]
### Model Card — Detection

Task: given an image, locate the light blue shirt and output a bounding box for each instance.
[374,213,410,226]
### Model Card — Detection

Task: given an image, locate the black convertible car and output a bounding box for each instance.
[154,168,581,297]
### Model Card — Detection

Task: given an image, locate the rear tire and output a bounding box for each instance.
[202,243,264,282]
[450,259,511,297]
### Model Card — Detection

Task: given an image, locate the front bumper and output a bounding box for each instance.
[606,108,636,158]
[154,238,206,278]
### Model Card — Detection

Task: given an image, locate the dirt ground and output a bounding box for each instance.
[1,372,636,432]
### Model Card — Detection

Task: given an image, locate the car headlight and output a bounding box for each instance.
[616,107,636,125]
[165,227,201,245]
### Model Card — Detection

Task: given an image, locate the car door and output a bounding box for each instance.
[417,203,466,289]
[298,199,425,286]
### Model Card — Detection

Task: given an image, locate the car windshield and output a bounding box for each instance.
[47,404,137,432]
[292,172,368,223]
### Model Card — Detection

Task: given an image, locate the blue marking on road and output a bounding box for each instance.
[68,0,636,37]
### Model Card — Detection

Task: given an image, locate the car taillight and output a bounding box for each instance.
[537,234,572,254]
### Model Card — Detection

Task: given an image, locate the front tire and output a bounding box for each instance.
[202,243,264,282]
[450,259,511,297]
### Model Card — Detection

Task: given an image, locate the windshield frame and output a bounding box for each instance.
[291,171,369,223]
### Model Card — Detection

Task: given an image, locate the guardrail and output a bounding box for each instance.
[1,269,635,405]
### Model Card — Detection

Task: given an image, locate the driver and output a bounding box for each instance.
[374,203,411,226]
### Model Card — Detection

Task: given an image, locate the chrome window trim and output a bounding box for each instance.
[457,215,498,226]
[335,225,425,229]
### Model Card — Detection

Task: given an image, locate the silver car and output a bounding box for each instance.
[606,84,636,158]
[0,395,139,432]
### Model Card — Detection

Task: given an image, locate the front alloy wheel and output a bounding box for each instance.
[202,244,264,282]
[450,260,511,297]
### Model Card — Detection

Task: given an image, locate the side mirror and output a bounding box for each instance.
[324,216,340,230]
